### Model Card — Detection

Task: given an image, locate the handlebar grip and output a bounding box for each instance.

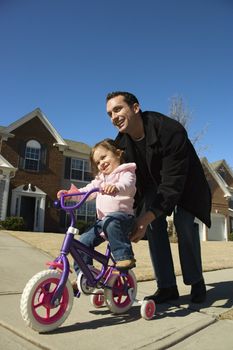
[53,200,61,209]
[54,187,99,211]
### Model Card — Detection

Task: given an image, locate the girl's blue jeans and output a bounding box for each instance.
[73,211,135,275]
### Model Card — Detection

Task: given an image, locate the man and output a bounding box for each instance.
[106,91,211,304]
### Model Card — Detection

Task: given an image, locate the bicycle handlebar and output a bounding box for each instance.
[54,188,99,211]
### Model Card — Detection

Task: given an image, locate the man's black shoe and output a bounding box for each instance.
[144,286,179,304]
[191,279,206,303]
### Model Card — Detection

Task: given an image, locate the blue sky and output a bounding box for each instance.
[0,0,232,167]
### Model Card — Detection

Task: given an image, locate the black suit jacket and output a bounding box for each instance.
[115,111,211,227]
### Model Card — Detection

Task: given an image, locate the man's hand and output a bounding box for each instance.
[130,211,156,243]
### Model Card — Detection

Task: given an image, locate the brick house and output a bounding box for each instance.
[1,108,233,240]
[0,108,95,232]
[210,160,233,235]
[194,158,233,241]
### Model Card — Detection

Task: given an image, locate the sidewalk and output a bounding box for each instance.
[1,230,233,349]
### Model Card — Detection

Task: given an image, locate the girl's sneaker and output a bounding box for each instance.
[116,258,136,270]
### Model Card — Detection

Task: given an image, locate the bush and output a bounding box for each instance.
[167,220,178,243]
[0,216,25,231]
[228,232,233,241]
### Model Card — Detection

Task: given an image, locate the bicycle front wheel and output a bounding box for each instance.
[20,269,73,332]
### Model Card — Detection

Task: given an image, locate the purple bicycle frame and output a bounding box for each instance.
[51,188,115,305]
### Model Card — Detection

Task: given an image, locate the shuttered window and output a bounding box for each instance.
[18,140,47,172]
[64,157,92,181]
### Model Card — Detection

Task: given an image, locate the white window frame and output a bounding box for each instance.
[70,158,92,182]
[24,140,41,171]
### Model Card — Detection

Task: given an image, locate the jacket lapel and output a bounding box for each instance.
[115,112,159,165]
[142,112,159,170]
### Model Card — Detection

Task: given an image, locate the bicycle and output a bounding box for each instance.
[20,188,156,332]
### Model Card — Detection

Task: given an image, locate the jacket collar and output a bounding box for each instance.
[117,111,158,147]
[142,112,158,146]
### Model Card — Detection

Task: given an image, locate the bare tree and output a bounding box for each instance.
[168,95,208,156]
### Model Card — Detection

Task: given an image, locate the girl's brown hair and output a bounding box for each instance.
[90,138,125,175]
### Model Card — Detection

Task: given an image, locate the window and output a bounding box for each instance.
[70,158,92,181]
[18,140,47,172]
[229,197,233,211]
[218,166,227,182]
[65,200,96,227]
[230,216,233,233]
[24,140,41,171]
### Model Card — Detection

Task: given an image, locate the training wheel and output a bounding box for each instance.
[90,289,105,308]
[140,299,156,320]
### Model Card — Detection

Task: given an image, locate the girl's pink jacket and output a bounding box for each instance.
[69,163,136,219]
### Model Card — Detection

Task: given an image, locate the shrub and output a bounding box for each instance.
[228,232,233,241]
[167,220,174,236]
[168,220,178,243]
[0,216,25,231]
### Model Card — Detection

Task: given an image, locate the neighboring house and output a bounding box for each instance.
[194,158,233,241]
[0,108,95,232]
[167,157,233,242]
[210,160,233,236]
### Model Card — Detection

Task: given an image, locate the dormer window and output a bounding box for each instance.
[24,140,41,171]
[218,166,226,181]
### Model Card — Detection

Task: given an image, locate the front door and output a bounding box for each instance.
[20,196,36,231]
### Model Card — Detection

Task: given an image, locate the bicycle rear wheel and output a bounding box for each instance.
[104,270,137,314]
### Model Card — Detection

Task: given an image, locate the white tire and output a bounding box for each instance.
[140,299,156,320]
[104,270,137,314]
[20,270,73,332]
[90,289,105,308]
[77,266,101,294]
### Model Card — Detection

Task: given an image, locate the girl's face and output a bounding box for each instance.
[93,145,121,175]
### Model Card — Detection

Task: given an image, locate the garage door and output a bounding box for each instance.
[208,214,226,241]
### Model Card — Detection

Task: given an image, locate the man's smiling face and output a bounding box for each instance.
[106,95,139,134]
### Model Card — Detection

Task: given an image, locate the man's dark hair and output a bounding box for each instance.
[106,91,139,106]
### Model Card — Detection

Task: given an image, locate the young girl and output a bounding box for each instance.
[57,138,137,280]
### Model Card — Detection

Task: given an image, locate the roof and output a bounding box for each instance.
[2,108,92,156]
[201,157,231,198]
[64,139,91,154]
[211,160,224,169]
[4,108,67,147]
[0,154,17,177]
[211,159,233,179]
[0,126,14,140]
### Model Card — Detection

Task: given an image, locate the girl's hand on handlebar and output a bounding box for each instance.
[101,184,119,196]
[57,190,71,200]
